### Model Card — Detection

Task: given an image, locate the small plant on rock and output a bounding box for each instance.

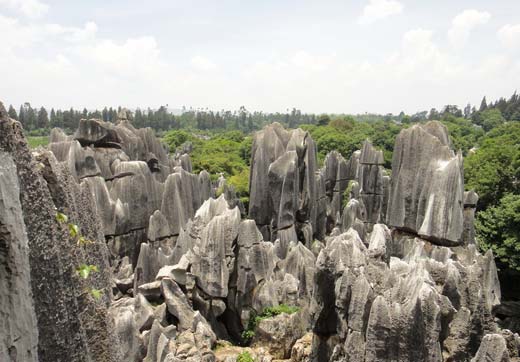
[236,350,254,362]
[56,211,102,300]
[240,304,300,345]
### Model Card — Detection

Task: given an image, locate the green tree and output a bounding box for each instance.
[317,114,330,126]
[8,104,18,120]
[163,130,194,152]
[477,194,520,270]
[479,96,488,111]
[480,108,504,132]
[464,123,520,210]
[37,107,49,129]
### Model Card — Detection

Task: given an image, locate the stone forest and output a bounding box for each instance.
[1,99,518,362]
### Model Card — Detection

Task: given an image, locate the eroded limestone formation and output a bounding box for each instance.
[249,123,318,245]
[386,122,465,245]
[1,106,517,362]
[1,103,121,361]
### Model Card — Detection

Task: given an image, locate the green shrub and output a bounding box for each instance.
[240,304,300,345]
[261,304,299,317]
[342,180,355,209]
[236,351,254,362]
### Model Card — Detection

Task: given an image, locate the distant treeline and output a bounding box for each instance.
[6,91,520,135]
[6,104,319,135]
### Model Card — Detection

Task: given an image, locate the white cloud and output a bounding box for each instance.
[0,14,41,55]
[0,0,49,18]
[290,51,334,72]
[46,21,98,42]
[0,2,519,115]
[497,24,520,49]
[238,27,517,113]
[191,55,217,71]
[448,9,491,46]
[76,36,165,78]
[358,0,403,25]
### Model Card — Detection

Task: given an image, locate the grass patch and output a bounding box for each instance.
[241,304,300,345]
[236,351,254,362]
[27,136,49,148]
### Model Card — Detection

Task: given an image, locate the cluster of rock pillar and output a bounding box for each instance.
[1,103,516,362]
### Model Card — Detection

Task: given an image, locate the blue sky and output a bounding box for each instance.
[1,0,519,114]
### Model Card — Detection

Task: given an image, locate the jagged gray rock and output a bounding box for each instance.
[463,190,479,245]
[252,310,308,359]
[249,123,317,242]
[310,224,503,362]
[191,196,241,298]
[0,152,38,362]
[75,118,122,147]
[2,108,512,362]
[471,334,510,362]
[1,102,121,361]
[386,121,464,245]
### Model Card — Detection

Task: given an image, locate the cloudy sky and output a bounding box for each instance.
[1,0,519,114]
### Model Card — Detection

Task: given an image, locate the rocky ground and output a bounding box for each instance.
[1,101,519,361]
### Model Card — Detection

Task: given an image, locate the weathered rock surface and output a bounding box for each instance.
[2,109,514,362]
[1,102,121,361]
[310,225,503,362]
[252,310,309,359]
[249,123,317,243]
[386,121,464,245]
[0,152,38,362]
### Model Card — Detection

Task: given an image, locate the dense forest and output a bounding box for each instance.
[13,92,520,275]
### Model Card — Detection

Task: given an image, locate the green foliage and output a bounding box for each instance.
[162,130,194,152]
[441,116,484,155]
[477,194,520,270]
[304,117,396,166]
[56,211,68,224]
[464,122,520,210]
[317,114,330,126]
[261,304,300,317]
[228,168,250,197]
[163,130,252,205]
[236,351,254,362]
[57,212,101,296]
[241,304,300,344]
[76,264,99,279]
[90,288,103,300]
[68,223,79,238]
[77,235,93,246]
[240,329,256,344]
[463,122,520,270]
[27,136,49,148]
[480,109,505,132]
[342,180,355,209]
[190,133,248,178]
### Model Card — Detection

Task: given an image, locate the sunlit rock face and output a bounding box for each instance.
[386,121,465,246]
[248,123,318,243]
[46,116,213,269]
